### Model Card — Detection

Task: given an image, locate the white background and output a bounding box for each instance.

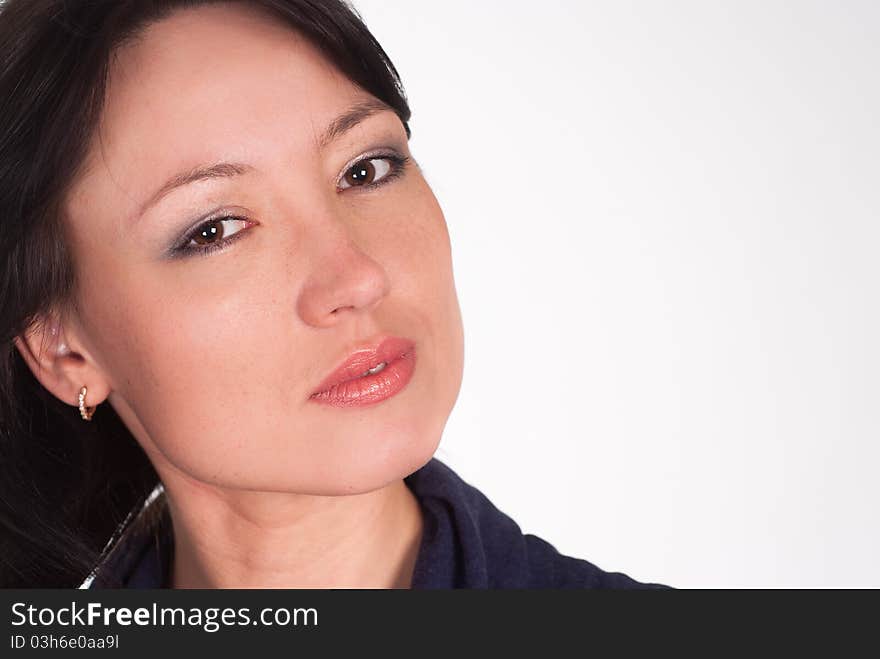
[354,0,879,587]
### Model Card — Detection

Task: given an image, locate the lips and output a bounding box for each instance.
[310,335,416,397]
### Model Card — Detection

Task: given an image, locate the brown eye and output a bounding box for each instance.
[340,157,393,189]
[191,218,225,246]
[171,214,254,259]
[185,216,250,249]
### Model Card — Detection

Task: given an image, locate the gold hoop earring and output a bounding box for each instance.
[79,385,96,421]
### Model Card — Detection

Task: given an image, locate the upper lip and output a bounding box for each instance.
[310,335,416,396]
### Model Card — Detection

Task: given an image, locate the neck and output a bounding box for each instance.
[162,475,423,589]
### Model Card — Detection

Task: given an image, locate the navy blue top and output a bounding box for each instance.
[87,457,669,589]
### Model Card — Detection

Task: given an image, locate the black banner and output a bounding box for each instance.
[1,589,875,654]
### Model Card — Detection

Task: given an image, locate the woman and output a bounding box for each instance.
[0,0,668,589]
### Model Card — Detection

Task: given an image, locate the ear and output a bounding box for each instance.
[13,311,111,413]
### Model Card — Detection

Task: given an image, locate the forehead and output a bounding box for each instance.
[71,3,367,217]
[103,2,360,147]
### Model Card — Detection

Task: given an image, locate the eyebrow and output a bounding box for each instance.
[133,97,396,222]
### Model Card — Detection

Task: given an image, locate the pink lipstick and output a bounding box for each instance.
[309,335,416,408]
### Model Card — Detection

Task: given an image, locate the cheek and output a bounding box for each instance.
[395,189,465,412]
[115,279,264,386]
[93,269,289,467]
[387,184,454,292]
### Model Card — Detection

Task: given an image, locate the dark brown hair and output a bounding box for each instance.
[0,0,411,587]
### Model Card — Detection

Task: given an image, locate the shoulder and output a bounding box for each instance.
[521,533,670,589]
[406,458,671,589]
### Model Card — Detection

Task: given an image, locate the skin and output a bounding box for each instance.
[14,2,465,588]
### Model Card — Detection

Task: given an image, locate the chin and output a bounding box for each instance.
[343,433,441,494]
[289,382,453,495]
[322,427,443,496]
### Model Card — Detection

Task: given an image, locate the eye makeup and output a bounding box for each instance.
[164,147,411,260]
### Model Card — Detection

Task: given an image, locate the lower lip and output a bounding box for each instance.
[309,349,416,408]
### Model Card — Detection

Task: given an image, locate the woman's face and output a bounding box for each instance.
[60,3,464,494]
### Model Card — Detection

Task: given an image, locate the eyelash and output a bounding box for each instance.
[172,151,411,259]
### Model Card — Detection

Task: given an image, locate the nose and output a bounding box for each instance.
[296,220,392,328]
